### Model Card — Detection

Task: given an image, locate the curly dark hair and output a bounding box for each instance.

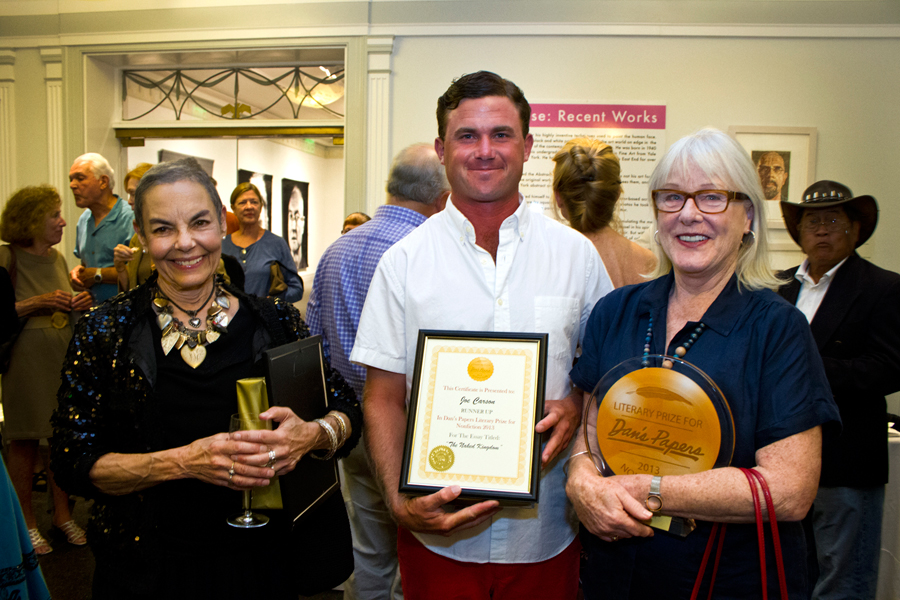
[0,185,61,247]
[436,71,531,141]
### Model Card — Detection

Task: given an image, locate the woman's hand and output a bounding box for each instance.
[566,454,654,542]
[113,244,137,272]
[89,433,272,495]
[179,433,273,490]
[230,406,325,477]
[70,291,93,311]
[15,289,73,316]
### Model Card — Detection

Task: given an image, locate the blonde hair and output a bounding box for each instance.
[552,138,622,234]
[648,128,781,291]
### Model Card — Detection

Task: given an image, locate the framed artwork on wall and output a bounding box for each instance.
[728,126,817,228]
[282,178,309,271]
[238,169,273,231]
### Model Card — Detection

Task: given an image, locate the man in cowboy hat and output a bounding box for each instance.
[779,180,900,600]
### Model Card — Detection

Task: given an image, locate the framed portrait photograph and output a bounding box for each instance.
[399,330,548,506]
[728,126,817,228]
[281,178,309,271]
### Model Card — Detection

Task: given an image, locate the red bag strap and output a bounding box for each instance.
[745,467,789,600]
[692,468,788,600]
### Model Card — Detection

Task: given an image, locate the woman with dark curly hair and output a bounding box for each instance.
[1,185,93,555]
[552,137,656,288]
[51,159,360,599]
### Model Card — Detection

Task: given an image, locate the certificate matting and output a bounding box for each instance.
[399,330,548,504]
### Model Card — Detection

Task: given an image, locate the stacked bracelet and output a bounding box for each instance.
[311,418,338,460]
[327,411,348,446]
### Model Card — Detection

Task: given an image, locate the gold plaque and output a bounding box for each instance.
[596,367,721,477]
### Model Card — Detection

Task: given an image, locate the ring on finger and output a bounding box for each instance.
[610,534,619,542]
[228,461,235,480]
[266,449,277,469]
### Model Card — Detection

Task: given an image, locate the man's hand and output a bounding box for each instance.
[392,485,500,537]
[69,265,92,290]
[535,388,583,466]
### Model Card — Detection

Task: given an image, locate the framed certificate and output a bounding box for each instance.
[399,330,548,505]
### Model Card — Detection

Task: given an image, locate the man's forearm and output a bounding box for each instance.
[362,367,409,514]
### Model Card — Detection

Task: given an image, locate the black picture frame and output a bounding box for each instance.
[399,330,548,506]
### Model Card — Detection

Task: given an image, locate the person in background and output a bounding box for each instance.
[68,153,134,304]
[1,185,93,555]
[566,128,838,599]
[352,71,611,600]
[0,455,51,600]
[113,163,154,291]
[221,182,303,303]
[552,137,656,288]
[307,143,449,600]
[51,158,360,600]
[778,180,900,600]
[341,211,370,234]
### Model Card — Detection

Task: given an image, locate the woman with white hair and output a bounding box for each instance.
[566,128,839,598]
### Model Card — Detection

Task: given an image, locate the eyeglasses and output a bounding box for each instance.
[652,189,750,214]
[800,216,849,233]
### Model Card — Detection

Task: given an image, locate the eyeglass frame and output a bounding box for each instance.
[651,189,751,214]
[799,214,851,233]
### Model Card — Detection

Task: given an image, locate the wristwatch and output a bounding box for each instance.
[646,476,663,512]
[93,269,103,284]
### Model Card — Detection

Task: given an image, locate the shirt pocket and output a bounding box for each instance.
[534,296,581,361]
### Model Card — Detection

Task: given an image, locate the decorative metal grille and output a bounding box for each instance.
[122,66,345,121]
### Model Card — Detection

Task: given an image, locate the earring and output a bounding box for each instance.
[742,230,757,247]
[653,230,660,245]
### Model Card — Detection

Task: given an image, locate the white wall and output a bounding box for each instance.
[390,35,900,274]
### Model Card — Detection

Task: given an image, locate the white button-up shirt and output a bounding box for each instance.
[351,197,612,563]
[795,257,849,323]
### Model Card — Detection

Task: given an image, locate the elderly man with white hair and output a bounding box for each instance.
[68,152,134,304]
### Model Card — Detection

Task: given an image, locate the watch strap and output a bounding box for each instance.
[646,475,663,512]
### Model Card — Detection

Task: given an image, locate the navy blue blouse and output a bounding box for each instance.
[570,273,840,599]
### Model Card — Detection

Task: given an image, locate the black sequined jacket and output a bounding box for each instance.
[50,274,361,556]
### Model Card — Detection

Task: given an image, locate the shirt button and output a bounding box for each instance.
[498,299,503,306]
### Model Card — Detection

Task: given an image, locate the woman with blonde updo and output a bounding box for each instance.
[552,138,656,288]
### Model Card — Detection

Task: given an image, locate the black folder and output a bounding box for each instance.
[263,336,340,528]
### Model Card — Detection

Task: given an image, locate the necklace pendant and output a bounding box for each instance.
[213,312,230,328]
[161,331,179,356]
[181,343,207,369]
[206,330,220,344]
[157,313,173,330]
[215,294,230,309]
[152,297,169,310]
[189,316,203,328]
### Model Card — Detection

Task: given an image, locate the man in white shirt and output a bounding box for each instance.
[351,71,612,599]
[779,180,900,600]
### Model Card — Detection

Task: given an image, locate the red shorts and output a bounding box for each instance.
[397,526,580,600]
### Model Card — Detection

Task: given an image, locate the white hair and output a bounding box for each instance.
[648,128,782,291]
[74,152,116,190]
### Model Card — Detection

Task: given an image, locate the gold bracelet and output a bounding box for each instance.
[311,418,338,460]
[326,411,347,446]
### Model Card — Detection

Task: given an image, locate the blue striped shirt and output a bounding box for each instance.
[306,204,427,399]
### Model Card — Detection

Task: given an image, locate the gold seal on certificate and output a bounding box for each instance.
[399,331,548,505]
[583,355,735,535]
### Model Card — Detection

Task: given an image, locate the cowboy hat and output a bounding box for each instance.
[780,180,878,248]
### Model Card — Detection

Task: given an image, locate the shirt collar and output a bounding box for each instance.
[444,194,530,244]
[641,271,750,338]
[795,256,849,286]
[373,204,428,227]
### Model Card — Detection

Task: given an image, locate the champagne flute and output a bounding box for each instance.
[226,413,270,528]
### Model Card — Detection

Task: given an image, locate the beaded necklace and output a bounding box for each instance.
[642,315,707,368]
